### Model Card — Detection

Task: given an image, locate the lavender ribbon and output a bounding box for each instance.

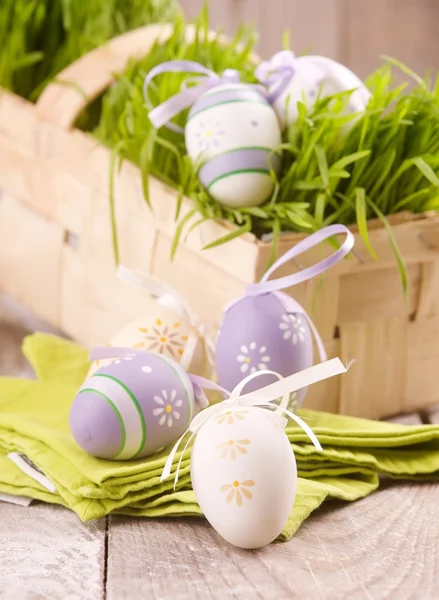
[254,50,296,103]
[245,224,354,362]
[143,60,241,133]
[247,224,354,296]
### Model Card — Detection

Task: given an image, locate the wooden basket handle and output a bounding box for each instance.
[35,23,177,130]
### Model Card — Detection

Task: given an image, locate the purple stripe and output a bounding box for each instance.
[188,87,269,119]
[199,148,281,187]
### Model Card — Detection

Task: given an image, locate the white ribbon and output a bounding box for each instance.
[161,357,353,489]
[117,266,216,368]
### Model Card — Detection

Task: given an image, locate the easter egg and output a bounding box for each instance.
[274,56,371,128]
[70,352,197,460]
[191,405,297,549]
[215,292,313,409]
[89,306,210,378]
[185,83,282,208]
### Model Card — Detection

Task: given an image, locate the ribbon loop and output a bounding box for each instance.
[247,224,354,295]
[143,60,241,133]
[255,50,296,103]
[161,357,353,487]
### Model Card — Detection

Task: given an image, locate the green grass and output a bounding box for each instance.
[0,0,180,100]
[2,3,439,289]
[92,10,439,289]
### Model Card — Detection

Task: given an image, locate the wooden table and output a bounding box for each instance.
[1,298,439,599]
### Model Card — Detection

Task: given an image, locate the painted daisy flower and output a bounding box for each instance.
[216,439,250,460]
[215,410,248,425]
[135,319,188,358]
[237,342,271,374]
[220,480,255,506]
[196,119,225,152]
[153,389,183,427]
[279,314,307,345]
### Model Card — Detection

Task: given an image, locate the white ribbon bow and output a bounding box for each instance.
[161,357,354,489]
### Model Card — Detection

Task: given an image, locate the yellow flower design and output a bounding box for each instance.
[134,319,188,358]
[215,410,248,425]
[216,439,250,459]
[220,480,255,506]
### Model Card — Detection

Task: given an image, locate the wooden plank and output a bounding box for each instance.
[257,0,343,59]
[180,0,344,59]
[406,316,439,411]
[339,318,408,419]
[107,482,439,599]
[0,504,105,599]
[0,194,64,327]
[338,263,421,323]
[344,0,439,78]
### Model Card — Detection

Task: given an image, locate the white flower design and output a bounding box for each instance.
[153,389,183,427]
[237,342,271,374]
[113,353,136,365]
[279,314,307,345]
[196,119,225,152]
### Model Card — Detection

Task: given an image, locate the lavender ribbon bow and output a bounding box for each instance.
[143,60,241,133]
[254,50,296,103]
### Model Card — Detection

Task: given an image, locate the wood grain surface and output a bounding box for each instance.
[180,0,439,77]
[106,481,439,600]
[0,504,106,600]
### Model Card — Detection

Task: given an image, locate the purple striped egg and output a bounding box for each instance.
[70,352,196,460]
[215,292,313,410]
[185,83,281,208]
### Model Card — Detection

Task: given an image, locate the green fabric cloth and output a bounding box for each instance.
[0,333,438,541]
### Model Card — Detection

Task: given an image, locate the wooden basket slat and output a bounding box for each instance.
[339,318,409,419]
[1,24,439,419]
[0,195,64,326]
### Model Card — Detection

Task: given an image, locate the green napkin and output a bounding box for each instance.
[0,332,438,541]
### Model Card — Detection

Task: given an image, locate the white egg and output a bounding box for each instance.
[185,83,282,208]
[88,307,210,379]
[274,55,371,128]
[191,405,297,549]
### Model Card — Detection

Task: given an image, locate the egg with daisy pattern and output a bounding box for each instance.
[88,305,210,379]
[185,83,282,208]
[70,351,199,460]
[191,404,297,548]
[215,292,313,409]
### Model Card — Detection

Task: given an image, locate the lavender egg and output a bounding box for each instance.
[215,292,312,409]
[70,352,196,460]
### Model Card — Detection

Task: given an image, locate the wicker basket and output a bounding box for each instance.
[1,24,439,420]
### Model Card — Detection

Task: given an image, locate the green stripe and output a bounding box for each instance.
[78,388,126,459]
[188,98,270,120]
[208,168,270,189]
[92,374,147,458]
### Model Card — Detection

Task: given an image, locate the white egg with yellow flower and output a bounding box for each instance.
[190,405,297,549]
[89,268,212,379]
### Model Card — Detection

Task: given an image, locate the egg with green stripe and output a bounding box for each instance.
[185,83,282,208]
[70,351,196,460]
